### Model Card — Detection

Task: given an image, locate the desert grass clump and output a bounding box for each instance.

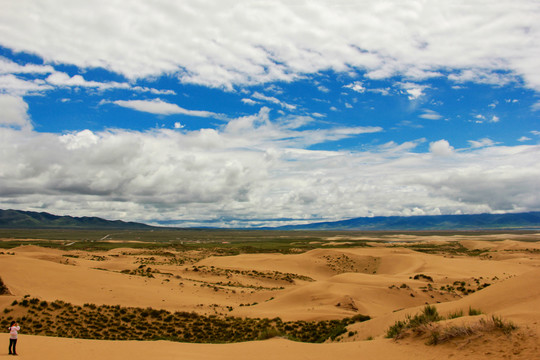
[447,309,464,319]
[468,306,482,316]
[386,305,443,339]
[426,315,517,345]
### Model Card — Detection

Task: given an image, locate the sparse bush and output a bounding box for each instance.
[386,305,442,339]
[447,310,463,319]
[468,307,482,316]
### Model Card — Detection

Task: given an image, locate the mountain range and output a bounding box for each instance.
[1,209,540,231]
[0,209,153,230]
[276,212,540,231]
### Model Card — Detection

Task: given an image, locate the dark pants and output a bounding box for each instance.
[8,339,16,354]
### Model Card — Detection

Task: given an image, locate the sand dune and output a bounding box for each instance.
[1,234,539,359]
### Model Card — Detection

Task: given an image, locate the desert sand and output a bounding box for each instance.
[1,233,539,359]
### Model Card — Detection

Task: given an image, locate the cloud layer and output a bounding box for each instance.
[1,0,539,90]
[1,103,538,227]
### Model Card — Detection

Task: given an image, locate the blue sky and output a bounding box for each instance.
[0,1,539,227]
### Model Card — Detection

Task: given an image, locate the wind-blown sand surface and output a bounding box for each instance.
[1,233,539,359]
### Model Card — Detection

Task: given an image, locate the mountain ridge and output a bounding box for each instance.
[0,209,154,230]
[1,209,540,231]
[273,212,540,230]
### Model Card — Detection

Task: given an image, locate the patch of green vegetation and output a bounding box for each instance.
[413,274,433,282]
[0,297,370,344]
[468,306,482,316]
[386,305,443,339]
[398,242,488,257]
[386,305,510,344]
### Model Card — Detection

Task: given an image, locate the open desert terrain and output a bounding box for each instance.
[1,230,539,359]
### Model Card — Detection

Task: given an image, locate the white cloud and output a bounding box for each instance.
[488,101,498,108]
[419,109,442,120]
[0,95,32,129]
[517,136,531,142]
[398,82,427,100]
[317,85,329,93]
[45,72,174,94]
[2,122,539,226]
[368,88,391,96]
[0,74,53,95]
[59,129,99,150]
[473,114,500,124]
[46,72,127,90]
[468,138,496,148]
[251,92,296,110]
[0,57,54,75]
[532,101,540,111]
[1,1,539,90]
[448,69,518,87]
[241,98,258,105]
[109,98,224,118]
[344,81,365,93]
[429,139,454,156]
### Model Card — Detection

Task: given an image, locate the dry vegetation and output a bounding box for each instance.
[0,296,369,343]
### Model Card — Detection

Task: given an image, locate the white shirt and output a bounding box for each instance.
[9,325,20,340]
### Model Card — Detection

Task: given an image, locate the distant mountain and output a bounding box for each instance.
[275,212,540,231]
[0,209,154,230]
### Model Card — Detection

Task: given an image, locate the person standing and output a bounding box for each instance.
[8,321,19,355]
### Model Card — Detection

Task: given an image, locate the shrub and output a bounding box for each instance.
[468,307,482,316]
[257,327,281,340]
[386,305,442,339]
[447,310,463,319]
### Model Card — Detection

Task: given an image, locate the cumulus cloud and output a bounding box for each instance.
[0,95,32,129]
[344,81,365,93]
[429,139,454,156]
[0,109,383,225]
[109,98,224,118]
[1,112,539,227]
[1,1,539,90]
[398,82,428,100]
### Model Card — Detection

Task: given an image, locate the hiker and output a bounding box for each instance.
[8,321,19,355]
